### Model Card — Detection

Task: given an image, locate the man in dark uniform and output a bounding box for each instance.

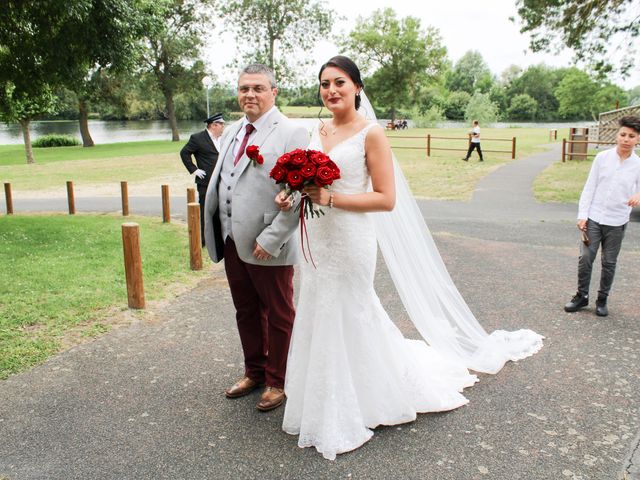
[180,112,225,245]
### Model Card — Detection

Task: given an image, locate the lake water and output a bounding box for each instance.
[0,119,594,145]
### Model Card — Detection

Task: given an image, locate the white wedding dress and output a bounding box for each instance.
[282,123,480,460]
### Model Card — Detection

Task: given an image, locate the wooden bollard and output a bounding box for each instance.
[4,182,13,215]
[161,185,170,223]
[187,202,202,270]
[66,181,76,215]
[121,181,129,216]
[187,187,196,204]
[121,223,145,309]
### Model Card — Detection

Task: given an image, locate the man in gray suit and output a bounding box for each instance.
[203,64,309,411]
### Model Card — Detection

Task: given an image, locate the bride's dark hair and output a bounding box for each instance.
[318,55,364,110]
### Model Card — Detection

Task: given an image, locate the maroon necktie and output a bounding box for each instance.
[233,123,255,166]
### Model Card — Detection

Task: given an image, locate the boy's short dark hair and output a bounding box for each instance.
[619,115,640,134]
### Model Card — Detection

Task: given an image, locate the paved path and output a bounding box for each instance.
[1,145,639,479]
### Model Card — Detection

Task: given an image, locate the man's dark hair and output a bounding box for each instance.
[619,115,640,134]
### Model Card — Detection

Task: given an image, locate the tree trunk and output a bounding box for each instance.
[19,118,35,164]
[165,92,180,142]
[390,107,397,122]
[78,98,95,147]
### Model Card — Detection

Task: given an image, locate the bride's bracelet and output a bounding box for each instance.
[328,192,334,208]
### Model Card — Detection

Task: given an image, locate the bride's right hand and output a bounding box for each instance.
[275,190,293,211]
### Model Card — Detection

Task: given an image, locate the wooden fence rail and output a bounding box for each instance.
[561,139,616,162]
[425,134,517,159]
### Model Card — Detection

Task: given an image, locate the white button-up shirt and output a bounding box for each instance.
[207,129,221,152]
[578,147,640,226]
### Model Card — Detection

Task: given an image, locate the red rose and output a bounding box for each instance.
[246,145,260,160]
[315,166,334,186]
[308,150,330,165]
[269,164,287,183]
[289,149,307,167]
[300,162,317,179]
[287,170,304,190]
[276,152,291,165]
[256,154,264,165]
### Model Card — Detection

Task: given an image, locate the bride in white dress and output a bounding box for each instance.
[276,56,544,461]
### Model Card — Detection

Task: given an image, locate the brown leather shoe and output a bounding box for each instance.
[224,377,261,399]
[256,387,285,411]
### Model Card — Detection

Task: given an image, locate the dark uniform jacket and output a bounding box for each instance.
[180,130,220,187]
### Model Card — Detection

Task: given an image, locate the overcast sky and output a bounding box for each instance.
[207,0,635,89]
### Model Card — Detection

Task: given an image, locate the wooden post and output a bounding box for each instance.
[4,182,13,215]
[426,134,431,157]
[511,137,516,160]
[562,138,566,163]
[187,187,196,204]
[121,181,129,216]
[161,184,170,223]
[121,222,145,309]
[66,181,76,215]
[187,202,203,270]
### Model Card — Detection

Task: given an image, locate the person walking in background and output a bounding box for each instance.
[462,120,483,162]
[180,113,225,246]
[564,115,640,317]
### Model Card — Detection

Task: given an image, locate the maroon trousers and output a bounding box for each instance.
[223,237,295,389]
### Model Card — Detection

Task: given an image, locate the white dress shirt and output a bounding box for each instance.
[207,129,221,152]
[578,147,640,226]
[231,105,278,159]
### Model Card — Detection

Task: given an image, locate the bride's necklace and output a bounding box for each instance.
[330,119,356,136]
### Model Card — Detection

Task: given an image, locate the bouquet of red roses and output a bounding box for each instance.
[269,149,340,219]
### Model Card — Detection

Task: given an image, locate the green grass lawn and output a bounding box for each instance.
[390,127,558,200]
[0,214,207,379]
[534,156,594,203]
[1,127,559,200]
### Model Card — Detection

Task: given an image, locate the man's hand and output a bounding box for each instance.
[253,242,272,261]
[628,193,640,207]
[577,219,587,231]
[194,169,206,179]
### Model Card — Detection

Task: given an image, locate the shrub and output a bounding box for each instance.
[32,135,81,148]
[411,106,445,128]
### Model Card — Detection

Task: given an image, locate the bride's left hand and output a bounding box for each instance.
[303,185,329,206]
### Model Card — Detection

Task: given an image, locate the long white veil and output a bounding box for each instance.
[360,92,543,374]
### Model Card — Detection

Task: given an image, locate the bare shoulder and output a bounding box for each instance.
[364,123,389,148]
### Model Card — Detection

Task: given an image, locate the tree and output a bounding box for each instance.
[446,51,494,95]
[139,0,214,141]
[0,84,56,164]
[220,0,334,84]
[554,69,598,120]
[507,94,538,121]
[343,8,447,121]
[443,91,471,120]
[464,92,498,124]
[507,65,564,120]
[514,0,640,75]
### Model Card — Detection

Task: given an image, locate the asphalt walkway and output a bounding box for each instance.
[1,145,639,479]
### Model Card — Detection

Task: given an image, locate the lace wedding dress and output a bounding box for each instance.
[282,123,479,460]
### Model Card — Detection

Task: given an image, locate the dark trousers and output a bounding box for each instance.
[577,219,627,299]
[197,184,208,246]
[223,237,295,389]
[465,142,483,160]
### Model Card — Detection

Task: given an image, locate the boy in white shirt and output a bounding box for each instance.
[462,120,483,161]
[564,116,640,317]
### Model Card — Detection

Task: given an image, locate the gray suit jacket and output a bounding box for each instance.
[203,109,309,265]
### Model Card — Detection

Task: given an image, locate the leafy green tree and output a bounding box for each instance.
[139,0,214,141]
[507,94,538,120]
[507,65,565,120]
[629,86,640,106]
[0,84,56,164]
[344,8,447,121]
[489,85,509,117]
[554,68,598,120]
[220,0,334,84]
[443,91,471,120]
[514,0,640,75]
[594,84,628,114]
[465,92,498,124]
[446,51,494,95]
